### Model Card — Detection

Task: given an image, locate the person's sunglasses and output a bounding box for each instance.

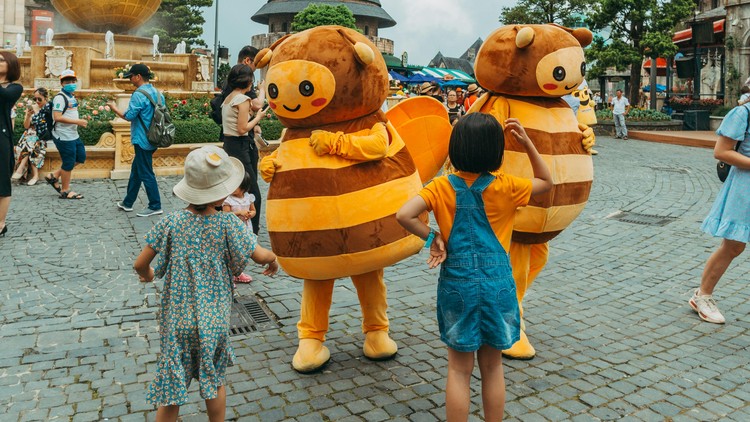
[34,97,44,102]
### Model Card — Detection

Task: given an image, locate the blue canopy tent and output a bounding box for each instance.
[439,79,468,88]
[389,70,409,82]
[406,73,440,83]
[642,84,667,92]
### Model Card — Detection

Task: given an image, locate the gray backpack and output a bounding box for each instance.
[135,88,175,148]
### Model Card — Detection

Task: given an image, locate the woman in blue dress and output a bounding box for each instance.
[690,104,750,324]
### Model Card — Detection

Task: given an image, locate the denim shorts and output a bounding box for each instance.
[54,138,86,171]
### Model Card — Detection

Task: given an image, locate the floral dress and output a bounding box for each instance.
[15,111,47,172]
[145,210,257,406]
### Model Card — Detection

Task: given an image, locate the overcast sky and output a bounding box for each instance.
[201,0,515,67]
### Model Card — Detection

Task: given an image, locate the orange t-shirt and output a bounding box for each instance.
[418,171,532,252]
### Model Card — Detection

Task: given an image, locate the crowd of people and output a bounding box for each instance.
[2,44,750,422]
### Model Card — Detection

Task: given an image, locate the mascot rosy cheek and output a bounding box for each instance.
[256,26,450,373]
[469,24,595,359]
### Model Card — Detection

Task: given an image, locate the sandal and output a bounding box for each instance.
[45,174,61,193]
[59,191,84,200]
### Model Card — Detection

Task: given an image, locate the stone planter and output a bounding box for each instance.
[112,78,135,92]
[593,120,683,137]
[709,116,723,131]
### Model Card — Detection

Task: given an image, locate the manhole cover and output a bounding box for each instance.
[608,211,677,226]
[230,295,279,336]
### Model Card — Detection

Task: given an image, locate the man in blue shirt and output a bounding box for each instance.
[108,64,163,217]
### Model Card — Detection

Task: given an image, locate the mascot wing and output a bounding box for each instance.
[386,96,451,184]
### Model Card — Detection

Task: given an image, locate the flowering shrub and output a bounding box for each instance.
[666,97,724,110]
[165,95,212,120]
[113,63,157,81]
[595,108,671,121]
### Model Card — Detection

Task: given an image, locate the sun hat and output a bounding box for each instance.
[59,69,76,81]
[123,63,151,79]
[466,83,480,94]
[173,145,245,205]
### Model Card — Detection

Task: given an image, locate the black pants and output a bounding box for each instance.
[223,136,261,234]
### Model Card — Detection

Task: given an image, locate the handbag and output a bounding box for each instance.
[716,105,748,182]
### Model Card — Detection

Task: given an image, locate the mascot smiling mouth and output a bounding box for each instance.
[564,83,577,90]
[283,104,302,112]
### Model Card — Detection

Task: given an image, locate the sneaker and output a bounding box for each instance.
[234,272,253,283]
[117,201,134,212]
[623,136,628,140]
[689,289,725,324]
[136,208,163,217]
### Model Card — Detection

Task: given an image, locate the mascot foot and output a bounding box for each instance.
[292,339,331,373]
[363,331,398,361]
[502,330,536,360]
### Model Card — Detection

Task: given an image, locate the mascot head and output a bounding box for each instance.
[474,24,593,98]
[254,26,388,129]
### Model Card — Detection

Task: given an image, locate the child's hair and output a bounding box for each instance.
[193,203,210,211]
[741,85,750,94]
[448,112,504,173]
[238,172,253,194]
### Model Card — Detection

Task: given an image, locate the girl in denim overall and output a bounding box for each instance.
[398,113,552,421]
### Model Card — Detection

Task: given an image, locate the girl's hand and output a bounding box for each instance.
[504,118,532,148]
[139,267,155,282]
[427,233,447,269]
[263,258,279,276]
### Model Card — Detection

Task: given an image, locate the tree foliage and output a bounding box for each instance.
[499,0,589,27]
[586,0,694,104]
[291,3,358,32]
[143,0,213,53]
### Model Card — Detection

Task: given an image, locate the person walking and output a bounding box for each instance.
[220,64,266,234]
[0,51,23,237]
[134,145,278,422]
[46,69,87,200]
[396,113,552,421]
[463,83,481,110]
[12,88,50,185]
[611,89,630,140]
[690,103,750,324]
[108,63,163,217]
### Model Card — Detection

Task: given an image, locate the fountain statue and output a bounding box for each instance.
[152,34,160,59]
[15,34,23,57]
[105,31,115,59]
[45,28,54,46]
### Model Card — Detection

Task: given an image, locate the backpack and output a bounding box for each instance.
[135,87,175,148]
[37,94,68,141]
[209,93,224,126]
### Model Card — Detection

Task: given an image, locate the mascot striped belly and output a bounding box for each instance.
[265,124,424,280]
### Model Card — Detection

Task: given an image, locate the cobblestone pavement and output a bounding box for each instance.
[2,136,750,421]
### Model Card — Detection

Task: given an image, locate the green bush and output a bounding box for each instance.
[81,121,113,145]
[174,119,221,144]
[595,108,670,122]
[711,106,732,117]
[259,119,284,140]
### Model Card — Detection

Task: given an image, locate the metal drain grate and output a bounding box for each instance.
[230,295,278,336]
[608,211,677,226]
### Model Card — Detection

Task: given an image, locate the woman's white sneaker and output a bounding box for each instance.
[688,289,725,324]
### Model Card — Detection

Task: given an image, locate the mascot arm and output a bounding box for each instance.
[259,149,280,183]
[310,123,389,161]
[579,123,596,154]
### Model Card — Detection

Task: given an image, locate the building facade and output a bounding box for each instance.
[250,0,396,55]
[1,0,25,48]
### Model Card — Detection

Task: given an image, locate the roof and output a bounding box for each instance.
[252,1,396,28]
[428,52,474,76]
[673,19,725,44]
[416,67,475,83]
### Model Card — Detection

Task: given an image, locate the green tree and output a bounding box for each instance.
[499,0,589,27]
[586,0,694,105]
[291,3,358,32]
[143,0,213,52]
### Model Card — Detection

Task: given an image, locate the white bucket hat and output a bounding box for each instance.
[173,145,245,205]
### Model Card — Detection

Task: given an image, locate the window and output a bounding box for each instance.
[270,23,275,33]
[364,26,370,36]
[282,22,288,33]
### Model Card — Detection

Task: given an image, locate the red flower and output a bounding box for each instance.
[173,103,178,108]
[181,99,187,105]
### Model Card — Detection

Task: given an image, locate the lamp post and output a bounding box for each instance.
[692,9,701,100]
[213,0,220,89]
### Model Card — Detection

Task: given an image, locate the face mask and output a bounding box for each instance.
[62,84,77,93]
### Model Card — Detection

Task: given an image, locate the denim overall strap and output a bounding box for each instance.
[441,173,512,281]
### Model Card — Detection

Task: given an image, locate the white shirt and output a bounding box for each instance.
[51,92,80,141]
[611,96,629,115]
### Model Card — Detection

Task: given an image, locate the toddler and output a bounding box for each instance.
[134,145,278,422]
[223,171,257,283]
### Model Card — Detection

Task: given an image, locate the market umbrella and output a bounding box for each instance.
[407,73,440,84]
[388,70,409,82]
[439,79,468,88]
[642,84,667,92]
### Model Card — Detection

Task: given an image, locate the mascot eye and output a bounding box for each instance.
[299,80,314,97]
[581,62,586,77]
[268,83,279,99]
[553,66,566,82]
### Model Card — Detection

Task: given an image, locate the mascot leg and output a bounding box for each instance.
[293,279,333,373]
[351,269,398,360]
[503,242,549,360]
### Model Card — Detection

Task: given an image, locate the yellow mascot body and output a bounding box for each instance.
[256,26,450,372]
[469,24,595,359]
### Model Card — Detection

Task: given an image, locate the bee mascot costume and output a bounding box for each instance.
[468,24,596,359]
[256,26,451,373]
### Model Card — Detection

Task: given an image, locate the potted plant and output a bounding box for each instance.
[112,63,158,92]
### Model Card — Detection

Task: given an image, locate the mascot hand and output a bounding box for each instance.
[310,130,338,155]
[579,123,596,154]
[259,155,280,182]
